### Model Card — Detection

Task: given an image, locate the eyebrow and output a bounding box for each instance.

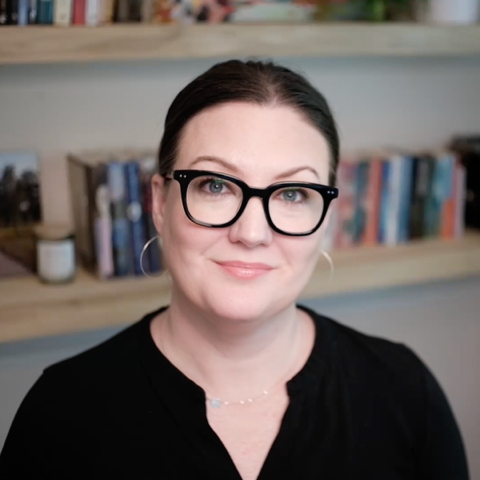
[189,155,320,181]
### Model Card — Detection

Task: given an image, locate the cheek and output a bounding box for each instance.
[282,234,322,272]
[162,200,215,267]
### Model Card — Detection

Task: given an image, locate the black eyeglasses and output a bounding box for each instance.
[165,170,338,237]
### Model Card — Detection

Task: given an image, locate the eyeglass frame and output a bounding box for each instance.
[164,169,339,237]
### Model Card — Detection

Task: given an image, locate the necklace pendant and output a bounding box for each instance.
[210,398,222,408]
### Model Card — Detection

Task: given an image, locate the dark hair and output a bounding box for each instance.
[158,59,340,186]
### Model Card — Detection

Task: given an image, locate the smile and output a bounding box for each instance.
[215,261,274,280]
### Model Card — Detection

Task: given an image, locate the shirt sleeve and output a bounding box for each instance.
[415,355,470,480]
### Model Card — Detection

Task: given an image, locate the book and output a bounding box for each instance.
[8,0,19,23]
[28,0,37,22]
[352,159,369,245]
[0,0,7,24]
[107,161,133,277]
[362,157,382,246]
[125,160,146,276]
[92,163,115,278]
[139,154,162,274]
[37,0,53,22]
[17,0,30,24]
[440,151,456,240]
[54,0,73,24]
[335,160,357,249]
[411,154,435,240]
[85,0,101,25]
[72,0,86,23]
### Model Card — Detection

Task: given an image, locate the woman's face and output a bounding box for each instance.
[153,102,331,322]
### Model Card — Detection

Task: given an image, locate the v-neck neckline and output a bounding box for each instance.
[137,304,328,479]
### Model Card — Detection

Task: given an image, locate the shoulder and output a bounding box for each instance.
[303,304,424,369]
[301,304,431,401]
[23,308,161,410]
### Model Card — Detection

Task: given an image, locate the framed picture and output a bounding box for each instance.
[0,150,42,276]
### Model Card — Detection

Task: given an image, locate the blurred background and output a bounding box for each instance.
[1,0,480,475]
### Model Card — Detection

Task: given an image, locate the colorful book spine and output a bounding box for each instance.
[114,0,129,21]
[414,155,435,239]
[352,160,369,245]
[72,0,85,23]
[335,161,357,249]
[454,160,466,238]
[0,0,7,24]
[129,0,142,21]
[92,164,114,278]
[28,0,37,23]
[85,0,101,25]
[17,0,29,24]
[141,0,154,22]
[440,152,456,239]
[125,161,146,276]
[397,155,414,243]
[378,159,391,244]
[424,154,446,238]
[384,154,403,246]
[8,0,19,23]
[54,0,72,24]
[364,158,382,246]
[108,161,133,277]
[37,0,53,22]
[103,0,114,22]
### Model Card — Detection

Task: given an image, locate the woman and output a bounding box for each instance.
[0,60,469,479]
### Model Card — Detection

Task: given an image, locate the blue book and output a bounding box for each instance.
[352,161,369,244]
[424,155,446,238]
[378,160,391,244]
[37,0,52,23]
[398,155,414,243]
[107,161,133,277]
[125,161,146,276]
[17,0,29,24]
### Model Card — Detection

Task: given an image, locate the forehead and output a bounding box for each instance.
[176,102,330,184]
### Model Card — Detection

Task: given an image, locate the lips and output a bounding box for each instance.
[215,260,274,279]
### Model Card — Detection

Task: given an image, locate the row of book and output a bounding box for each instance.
[68,147,468,280]
[322,149,466,251]
[0,0,316,26]
[67,150,163,279]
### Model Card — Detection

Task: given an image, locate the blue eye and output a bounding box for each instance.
[208,180,225,194]
[279,188,308,203]
[282,190,299,202]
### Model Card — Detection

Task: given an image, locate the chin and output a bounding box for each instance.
[200,281,295,324]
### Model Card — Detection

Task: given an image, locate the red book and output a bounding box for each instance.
[364,158,382,246]
[72,0,85,24]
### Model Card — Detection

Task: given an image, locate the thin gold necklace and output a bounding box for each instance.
[206,388,272,408]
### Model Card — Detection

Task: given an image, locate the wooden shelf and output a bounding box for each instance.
[1,23,480,65]
[1,231,480,344]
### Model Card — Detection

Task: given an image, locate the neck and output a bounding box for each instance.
[151,290,311,402]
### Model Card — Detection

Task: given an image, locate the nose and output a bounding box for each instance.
[228,196,273,248]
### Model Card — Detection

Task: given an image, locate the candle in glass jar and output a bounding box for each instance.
[34,224,76,284]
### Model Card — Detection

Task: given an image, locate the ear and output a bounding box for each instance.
[151,173,169,237]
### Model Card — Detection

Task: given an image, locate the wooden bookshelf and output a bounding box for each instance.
[1,231,480,344]
[1,23,480,65]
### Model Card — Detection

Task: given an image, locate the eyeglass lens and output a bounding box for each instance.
[186,174,325,234]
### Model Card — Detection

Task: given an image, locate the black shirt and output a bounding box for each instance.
[0,305,469,479]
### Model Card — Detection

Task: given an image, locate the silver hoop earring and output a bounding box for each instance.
[320,249,335,284]
[140,235,163,279]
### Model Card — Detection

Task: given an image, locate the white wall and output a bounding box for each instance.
[1,55,480,224]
